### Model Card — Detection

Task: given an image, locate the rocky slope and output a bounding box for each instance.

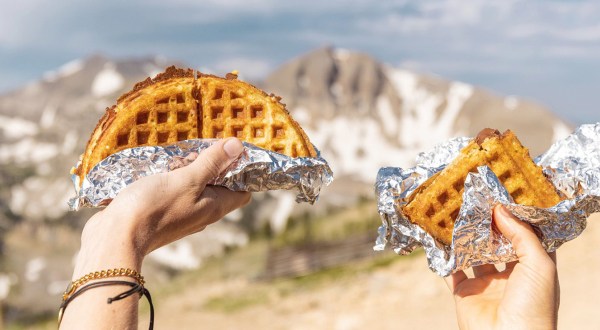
[265,47,571,188]
[0,48,572,320]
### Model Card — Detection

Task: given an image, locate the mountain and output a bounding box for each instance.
[0,48,572,320]
[265,47,571,189]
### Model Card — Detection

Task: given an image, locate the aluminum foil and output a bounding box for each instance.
[69,139,333,210]
[375,123,600,277]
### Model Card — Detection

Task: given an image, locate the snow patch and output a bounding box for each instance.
[389,69,444,148]
[441,82,473,138]
[25,258,46,282]
[291,106,311,126]
[388,68,472,149]
[0,274,14,300]
[0,115,39,139]
[91,62,125,97]
[389,69,418,100]
[552,121,572,142]
[61,130,79,154]
[504,96,519,110]
[301,112,417,183]
[0,138,58,163]
[43,59,84,82]
[149,241,200,269]
[333,48,351,61]
[40,105,57,128]
[10,177,72,219]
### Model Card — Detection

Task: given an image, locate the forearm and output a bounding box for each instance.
[60,211,144,330]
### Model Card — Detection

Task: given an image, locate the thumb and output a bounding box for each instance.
[493,205,549,267]
[176,138,244,189]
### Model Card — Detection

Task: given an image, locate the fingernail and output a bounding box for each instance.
[494,205,515,236]
[223,138,244,159]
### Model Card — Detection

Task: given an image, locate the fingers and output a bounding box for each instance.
[176,138,244,189]
[493,205,551,268]
[209,186,252,215]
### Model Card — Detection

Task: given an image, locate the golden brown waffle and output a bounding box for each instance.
[74,66,317,185]
[403,129,563,245]
[197,72,315,158]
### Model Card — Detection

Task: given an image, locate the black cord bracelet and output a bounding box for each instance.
[58,280,154,330]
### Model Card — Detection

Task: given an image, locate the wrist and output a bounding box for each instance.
[73,211,143,280]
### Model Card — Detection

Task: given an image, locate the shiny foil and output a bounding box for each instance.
[69,140,333,210]
[375,123,600,277]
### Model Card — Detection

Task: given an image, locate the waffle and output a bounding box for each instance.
[403,128,563,245]
[74,66,317,185]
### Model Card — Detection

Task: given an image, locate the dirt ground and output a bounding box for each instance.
[141,213,600,330]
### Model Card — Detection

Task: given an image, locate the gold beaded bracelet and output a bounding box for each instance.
[62,268,145,301]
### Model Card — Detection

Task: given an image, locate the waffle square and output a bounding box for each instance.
[403,129,563,245]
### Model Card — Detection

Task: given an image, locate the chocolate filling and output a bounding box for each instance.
[475,128,501,145]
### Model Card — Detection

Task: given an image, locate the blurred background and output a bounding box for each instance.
[0,0,599,329]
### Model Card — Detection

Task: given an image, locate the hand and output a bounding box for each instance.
[445,205,559,330]
[62,138,251,329]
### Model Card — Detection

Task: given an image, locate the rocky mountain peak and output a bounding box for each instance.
[266,47,388,120]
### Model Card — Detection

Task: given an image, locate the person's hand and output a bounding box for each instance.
[74,137,252,276]
[445,205,559,330]
[61,138,251,329]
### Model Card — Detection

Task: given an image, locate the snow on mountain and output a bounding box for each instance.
[42,59,84,83]
[390,69,474,149]
[295,105,417,180]
[91,62,125,97]
[265,47,571,192]
[0,115,38,139]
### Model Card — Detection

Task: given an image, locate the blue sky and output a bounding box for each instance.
[1,0,599,124]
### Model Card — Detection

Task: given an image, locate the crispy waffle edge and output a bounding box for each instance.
[75,66,317,185]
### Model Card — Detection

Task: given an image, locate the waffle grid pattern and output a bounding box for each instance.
[404,131,562,245]
[78,68,317,185]
[109,89,198,159]
[200,80,301,157]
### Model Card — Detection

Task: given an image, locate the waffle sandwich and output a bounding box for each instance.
[403,128,563,245]
[74,66,317,185]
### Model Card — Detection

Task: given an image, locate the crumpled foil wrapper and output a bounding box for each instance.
[375,123,600,276]
[69,139,333,210]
